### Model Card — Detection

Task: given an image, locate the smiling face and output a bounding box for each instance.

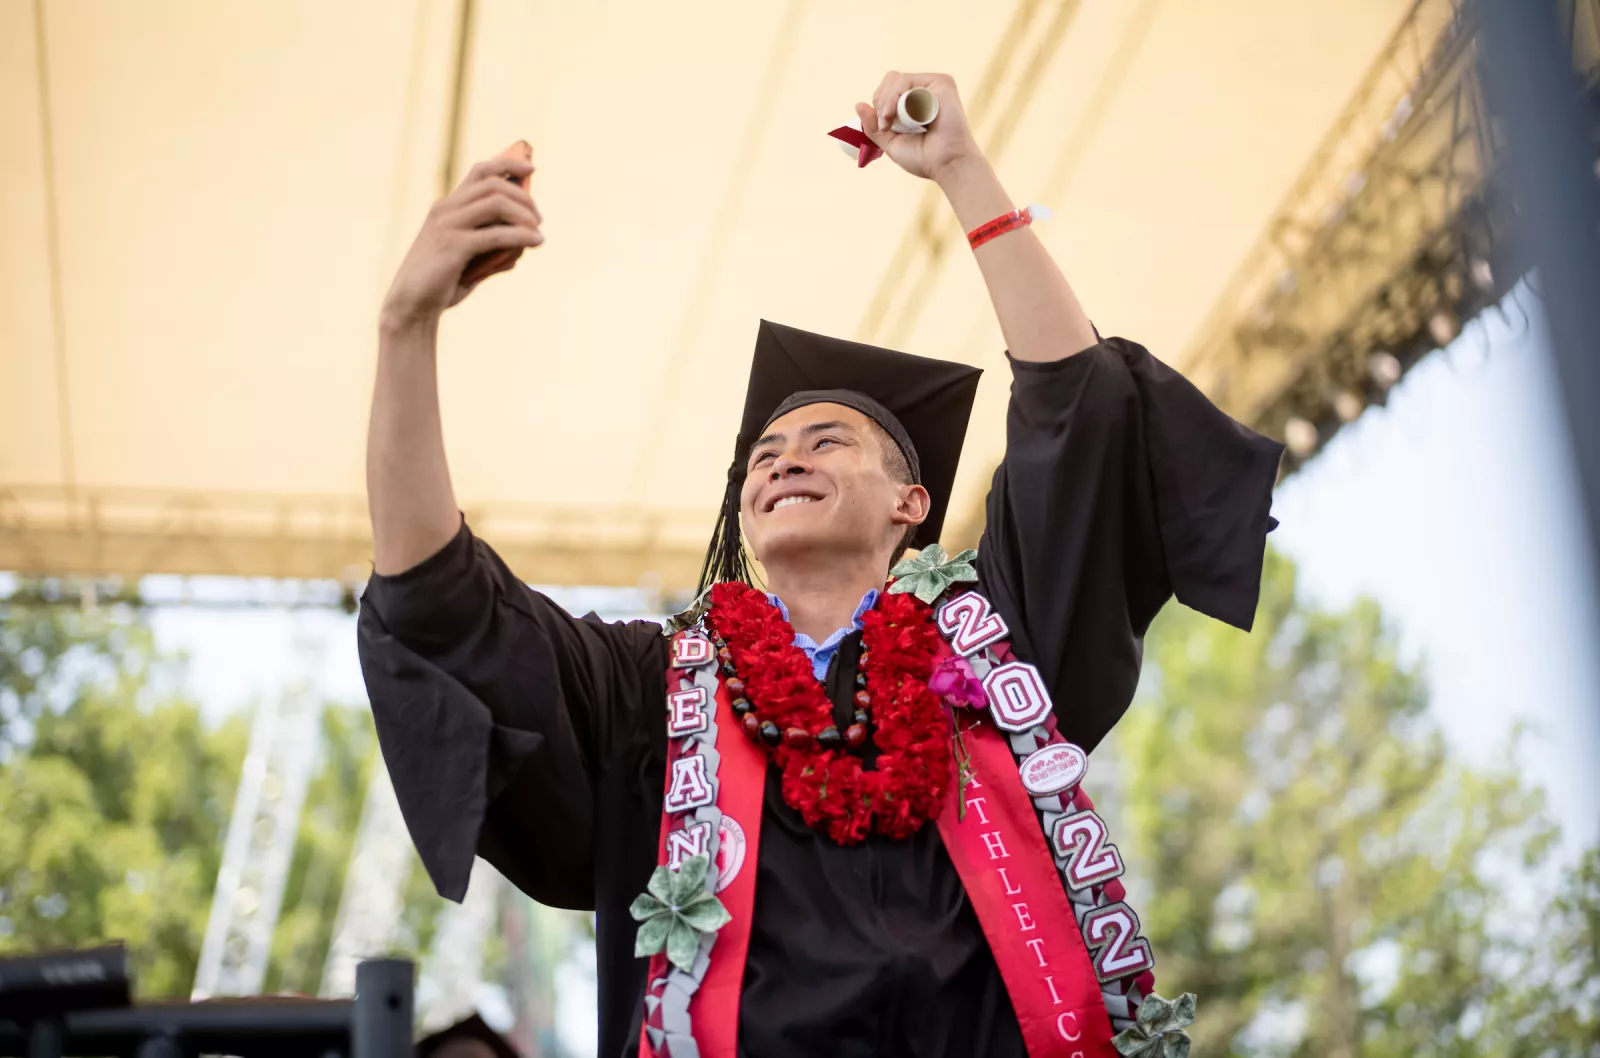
[740,401,929,575]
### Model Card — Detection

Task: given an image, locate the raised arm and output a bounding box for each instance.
[368,143,544,575]
[855,73,1099,362]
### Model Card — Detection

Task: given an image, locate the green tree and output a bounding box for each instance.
[0,598,247,996]
[0,592,450,1001]
[1474,845,1600,1056]
[1121,550,1577,1057]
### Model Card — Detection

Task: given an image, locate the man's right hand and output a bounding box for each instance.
[380,143,544,329]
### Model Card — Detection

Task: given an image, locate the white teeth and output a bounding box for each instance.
[772,496,817,509]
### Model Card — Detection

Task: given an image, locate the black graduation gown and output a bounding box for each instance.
[357,339,1282,1058]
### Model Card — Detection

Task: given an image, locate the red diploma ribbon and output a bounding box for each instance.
[827,124,884,168]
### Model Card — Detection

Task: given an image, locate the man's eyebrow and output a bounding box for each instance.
[800,420,853,437]
[748,421,857,458]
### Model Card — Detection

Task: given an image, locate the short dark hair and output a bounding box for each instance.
[866,418,919,560]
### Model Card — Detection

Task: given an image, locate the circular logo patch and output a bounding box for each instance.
[1019,742,1087,797]
[714,815,747,893]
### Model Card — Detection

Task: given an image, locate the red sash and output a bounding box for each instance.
[641,632,1119,1057]
[937,719,1117,1057]
[639,662,766,1058]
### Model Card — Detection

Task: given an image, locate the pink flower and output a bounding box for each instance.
[928,655,986,709]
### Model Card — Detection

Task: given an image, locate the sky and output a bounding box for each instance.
[1267,285,1600,855]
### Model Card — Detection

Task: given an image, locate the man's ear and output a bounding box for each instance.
[892,484,931,527]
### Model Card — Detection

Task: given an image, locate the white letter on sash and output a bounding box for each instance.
[1012,902,1036,932]
[1044,975,1063,1004]
[998,866,1022,895]
[1082,902,1155,981]
[964,795,990,825]
[981,661,1054,732]
[664,754,715,813]
[982,830,1010,860]
[1025,937,1048,967]
[667,686,709,737]
[1053,810,1125,890]
[667,821,712,869]
[1057,1011,1081,1040]
[936,591,1009,655]
[671,634,714,668]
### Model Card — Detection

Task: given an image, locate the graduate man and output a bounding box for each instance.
[360,72,1282,1058]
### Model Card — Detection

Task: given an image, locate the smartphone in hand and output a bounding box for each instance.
[460,141,535,289]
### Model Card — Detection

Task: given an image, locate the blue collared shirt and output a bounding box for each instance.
[767,589,880,682]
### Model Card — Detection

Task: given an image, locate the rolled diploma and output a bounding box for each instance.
[836,87,939,157]
[891,87,938,135]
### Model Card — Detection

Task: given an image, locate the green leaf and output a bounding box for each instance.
[888,543,980,602]
[1115,993,1194,1058]
[945,560,977,583]
[924,569,957,603]
[628,893,667,922]
[666,917,701,972]
[678,894,733,933]
[891,543,947,579]
[645,864,675,905]
[669,853,711,902]
[634,913,671,958]
[890,556,929,578]
[1112,1027,1158,1057]
[663,588,712,636]
[1136,994,1174,1029]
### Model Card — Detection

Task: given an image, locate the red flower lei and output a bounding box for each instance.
[706,581,953,844]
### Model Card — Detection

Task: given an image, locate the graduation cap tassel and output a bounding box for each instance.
[696,466,754,594]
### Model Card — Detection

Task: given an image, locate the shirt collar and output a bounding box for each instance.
[767,588,880,651]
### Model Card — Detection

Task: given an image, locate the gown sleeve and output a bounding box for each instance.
[356,519,664,908]
[975,337,1283,752]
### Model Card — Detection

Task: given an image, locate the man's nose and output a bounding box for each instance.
[769,450,811,479]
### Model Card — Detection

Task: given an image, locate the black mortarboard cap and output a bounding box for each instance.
[414,1013,520,1058]
[698,319,982,591]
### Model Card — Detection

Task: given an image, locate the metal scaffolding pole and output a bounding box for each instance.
[320,767,417,998]
[192,637,326,998]
[415,862,504,1034]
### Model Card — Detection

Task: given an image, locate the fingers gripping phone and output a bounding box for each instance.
[460,141,534,289]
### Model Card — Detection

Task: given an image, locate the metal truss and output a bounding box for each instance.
[1184,0,1600,471]
[320,767,416,998]
[192,636,326,998]
[0,484,709,592]
[414,862,505,1033]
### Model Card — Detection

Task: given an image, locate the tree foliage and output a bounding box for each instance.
[0,599,246,996]
[1122,550,1596,1056]
[0,594,444,999]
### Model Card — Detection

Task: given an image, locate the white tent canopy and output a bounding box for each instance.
[0,0,1414,590]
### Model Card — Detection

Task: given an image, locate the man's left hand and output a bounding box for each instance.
[856,71,982,183]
